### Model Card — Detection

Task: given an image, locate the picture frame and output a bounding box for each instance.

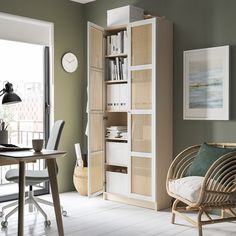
[183,45,230,120]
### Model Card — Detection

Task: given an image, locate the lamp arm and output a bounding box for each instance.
[0,88,5,96]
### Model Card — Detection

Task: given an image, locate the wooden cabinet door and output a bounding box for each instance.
[128,18,156,201]
[87,22,105,196]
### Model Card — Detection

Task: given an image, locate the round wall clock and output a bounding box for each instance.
[62,52,78,73]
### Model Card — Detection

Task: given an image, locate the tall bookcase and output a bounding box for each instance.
[87,17,173,210]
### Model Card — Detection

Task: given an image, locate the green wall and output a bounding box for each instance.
[0,0,85,193]
[1,0,236,193]
[85,0,236,155]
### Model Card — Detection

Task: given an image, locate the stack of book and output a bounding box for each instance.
[106,30,128,55]
[107,57,128,81]
[106,126,127,139]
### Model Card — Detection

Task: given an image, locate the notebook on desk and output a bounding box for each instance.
[0,144,32,152]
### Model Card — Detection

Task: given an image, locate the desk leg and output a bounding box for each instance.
[18,161,25,236]
[47,159,64,236]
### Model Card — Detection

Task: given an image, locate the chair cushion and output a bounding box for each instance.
[5,169,49,186]
[185,143,236,177]
[169,176,204,203]
[169,176,236,204]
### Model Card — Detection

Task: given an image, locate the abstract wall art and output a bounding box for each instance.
[183,46,229,120]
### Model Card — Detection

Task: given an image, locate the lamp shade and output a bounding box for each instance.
[2,92,22,104]
[1,82,22,105]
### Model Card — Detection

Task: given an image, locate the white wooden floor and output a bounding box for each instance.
[0,191,235,236]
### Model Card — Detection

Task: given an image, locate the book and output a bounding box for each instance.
[122,58,128,81]
[106,30,127,56]
[115,57,121,80]
[106,36,111,55]
[110,35,117,55]
[123,30,128,54]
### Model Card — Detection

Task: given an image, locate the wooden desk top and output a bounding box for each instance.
[0,149,66,163]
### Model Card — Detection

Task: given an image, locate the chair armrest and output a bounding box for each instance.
[167,144,201,181]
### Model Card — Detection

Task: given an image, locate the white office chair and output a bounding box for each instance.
[0,120,67,228]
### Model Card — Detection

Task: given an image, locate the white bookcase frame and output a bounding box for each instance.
[87,17,173,210]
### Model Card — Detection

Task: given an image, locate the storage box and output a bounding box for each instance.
[107,5,144,27]
[106,171,128,195]
[106,142,128,166]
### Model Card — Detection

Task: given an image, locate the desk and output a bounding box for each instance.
[0,150,66,236]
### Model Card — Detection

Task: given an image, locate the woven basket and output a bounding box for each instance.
[73,165,88,196]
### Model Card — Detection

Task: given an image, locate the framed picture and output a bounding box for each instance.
[183,45,229,120]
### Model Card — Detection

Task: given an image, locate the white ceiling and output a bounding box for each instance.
[70,0,96,4]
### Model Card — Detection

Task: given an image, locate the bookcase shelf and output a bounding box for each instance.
[105,137,128,141]
[105,163,127,168]
[105,25,127,33]
[105,53,128,59]
[105,80,127,84]
[105,110,128,113]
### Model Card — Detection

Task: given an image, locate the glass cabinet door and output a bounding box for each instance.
[129,19,154,200]
[131,24,152,66]
[130,115,152,197]
[131,157,152,196]
[131,114,151,153]
[131,70,152,110]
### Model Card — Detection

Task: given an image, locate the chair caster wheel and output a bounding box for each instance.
[1,221,8,228]
[62,210,67,217]
[44,220,51,227]
[0,211,4,217]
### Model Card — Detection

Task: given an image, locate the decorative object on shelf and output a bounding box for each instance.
[107,5,144,27]
[183,45,229,120]
[0,82,22,104]
[62,52,78,73]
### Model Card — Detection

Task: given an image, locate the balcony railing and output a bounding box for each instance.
[0,120,44,185]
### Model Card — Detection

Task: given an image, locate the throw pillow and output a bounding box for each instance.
[185,143,236,177]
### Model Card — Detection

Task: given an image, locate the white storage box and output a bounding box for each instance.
[107,5,144,27]
[106,171,128,195]
[106,142,128,166]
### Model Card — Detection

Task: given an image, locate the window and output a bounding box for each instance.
[0,39,50,201]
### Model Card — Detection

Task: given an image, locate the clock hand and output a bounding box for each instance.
[69,59,75,63]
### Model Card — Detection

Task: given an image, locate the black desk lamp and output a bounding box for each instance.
[0,82,22,105]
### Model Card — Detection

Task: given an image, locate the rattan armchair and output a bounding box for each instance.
[166,143,236,236]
